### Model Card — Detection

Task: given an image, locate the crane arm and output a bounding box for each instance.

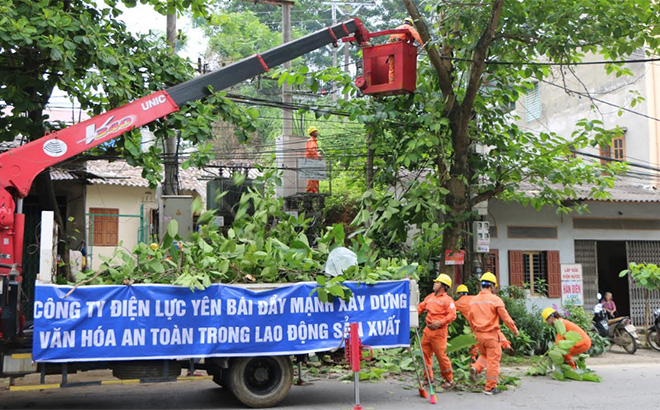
[0,18,369,198]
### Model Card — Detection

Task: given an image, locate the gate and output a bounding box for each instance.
[575,240,599,309]
[625,241,660,326]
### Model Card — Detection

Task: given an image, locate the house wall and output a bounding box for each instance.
[488,200,660,311]
[516,54,655,182]
[85,184,157,270]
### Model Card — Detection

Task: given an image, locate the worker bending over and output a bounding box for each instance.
[542,308,591,369]
[417,273,457,389]
[468,272,519,395]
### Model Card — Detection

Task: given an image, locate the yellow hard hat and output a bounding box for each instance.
[307,126,318,136]
[480,271,498,286]
[433,273,452,288]
[542,307,556,321]
[404,17,414,25]
[456,284,469,293]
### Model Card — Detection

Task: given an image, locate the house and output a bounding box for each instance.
[49,159,216,271]
[484,53,660,325]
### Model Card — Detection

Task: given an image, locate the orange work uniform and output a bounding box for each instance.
[555,318,591,368]
[387,24,423,83]
[418,292,457,382]
[468,290,518,391]
[455,295,511,367]
[305,136,320,193]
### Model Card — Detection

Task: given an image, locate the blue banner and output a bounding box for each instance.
[33,280,410,362]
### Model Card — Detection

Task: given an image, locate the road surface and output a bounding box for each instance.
[3,351,659,409]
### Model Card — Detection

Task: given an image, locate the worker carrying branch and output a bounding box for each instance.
[542,308,592,369]
[417,273,457,390]
[305,126,323,193]
[387,18,423,83]
[468,272,519,395]
[455,284,514,366]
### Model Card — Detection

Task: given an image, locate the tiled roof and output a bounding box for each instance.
[50,160,262,204]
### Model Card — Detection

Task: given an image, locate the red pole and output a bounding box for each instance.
[348,322,362,410]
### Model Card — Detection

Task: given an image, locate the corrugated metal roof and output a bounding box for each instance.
[520,180,660,203]
[49,169,77,180]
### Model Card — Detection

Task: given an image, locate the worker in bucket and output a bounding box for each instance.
[455,284,514,361]
[542,307,591,369]
[417,273,456,389]
[468,272,519,395]
[387,18,423,83]
[305,126,322,193]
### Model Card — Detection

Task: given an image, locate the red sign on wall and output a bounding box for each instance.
[445,250,465,266]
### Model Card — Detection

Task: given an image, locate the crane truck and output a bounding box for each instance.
[0,17,419,408]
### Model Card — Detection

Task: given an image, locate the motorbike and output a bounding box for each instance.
[592,302,638,354]
[647,308,660,352]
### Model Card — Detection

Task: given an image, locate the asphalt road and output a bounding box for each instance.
[2,361,660,410]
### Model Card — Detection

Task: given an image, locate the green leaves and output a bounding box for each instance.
[446,334,477,354]
[620,263,660,292]
[554,319,567,336]
[81,170,417,295]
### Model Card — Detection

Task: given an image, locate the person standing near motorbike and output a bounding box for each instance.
[542,308,591,369]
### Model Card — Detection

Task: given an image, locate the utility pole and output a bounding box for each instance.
[343,5,350,100]
[164,12,179,195]
[275,0,302,200]
[323,1,374,101]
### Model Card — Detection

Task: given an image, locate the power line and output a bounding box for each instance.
[458,56,660,67]
[541,79,660,124]
[573,150,660,174]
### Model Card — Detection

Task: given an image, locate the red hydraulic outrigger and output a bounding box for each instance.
[0,18,417,341]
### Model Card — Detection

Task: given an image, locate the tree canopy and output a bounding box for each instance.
[287,0,660,280]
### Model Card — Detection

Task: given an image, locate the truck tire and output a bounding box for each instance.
[228,356,293,408]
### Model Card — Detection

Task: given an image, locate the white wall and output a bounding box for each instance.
[85,185,157,270]
[488,200,660,308]
[515,54,656,183]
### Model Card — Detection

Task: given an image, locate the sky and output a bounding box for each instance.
[115,2,208,61]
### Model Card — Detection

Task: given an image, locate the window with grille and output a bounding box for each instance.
[509,250,561,297]
[525,83,541,122]
[89,208,119,246]
[522,251,548,296]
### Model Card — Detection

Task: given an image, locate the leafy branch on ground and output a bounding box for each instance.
[74,169,418,302]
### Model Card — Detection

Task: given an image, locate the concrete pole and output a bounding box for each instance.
[278,3,300,199]
[164,12,179,195]
[331,4,338,102]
